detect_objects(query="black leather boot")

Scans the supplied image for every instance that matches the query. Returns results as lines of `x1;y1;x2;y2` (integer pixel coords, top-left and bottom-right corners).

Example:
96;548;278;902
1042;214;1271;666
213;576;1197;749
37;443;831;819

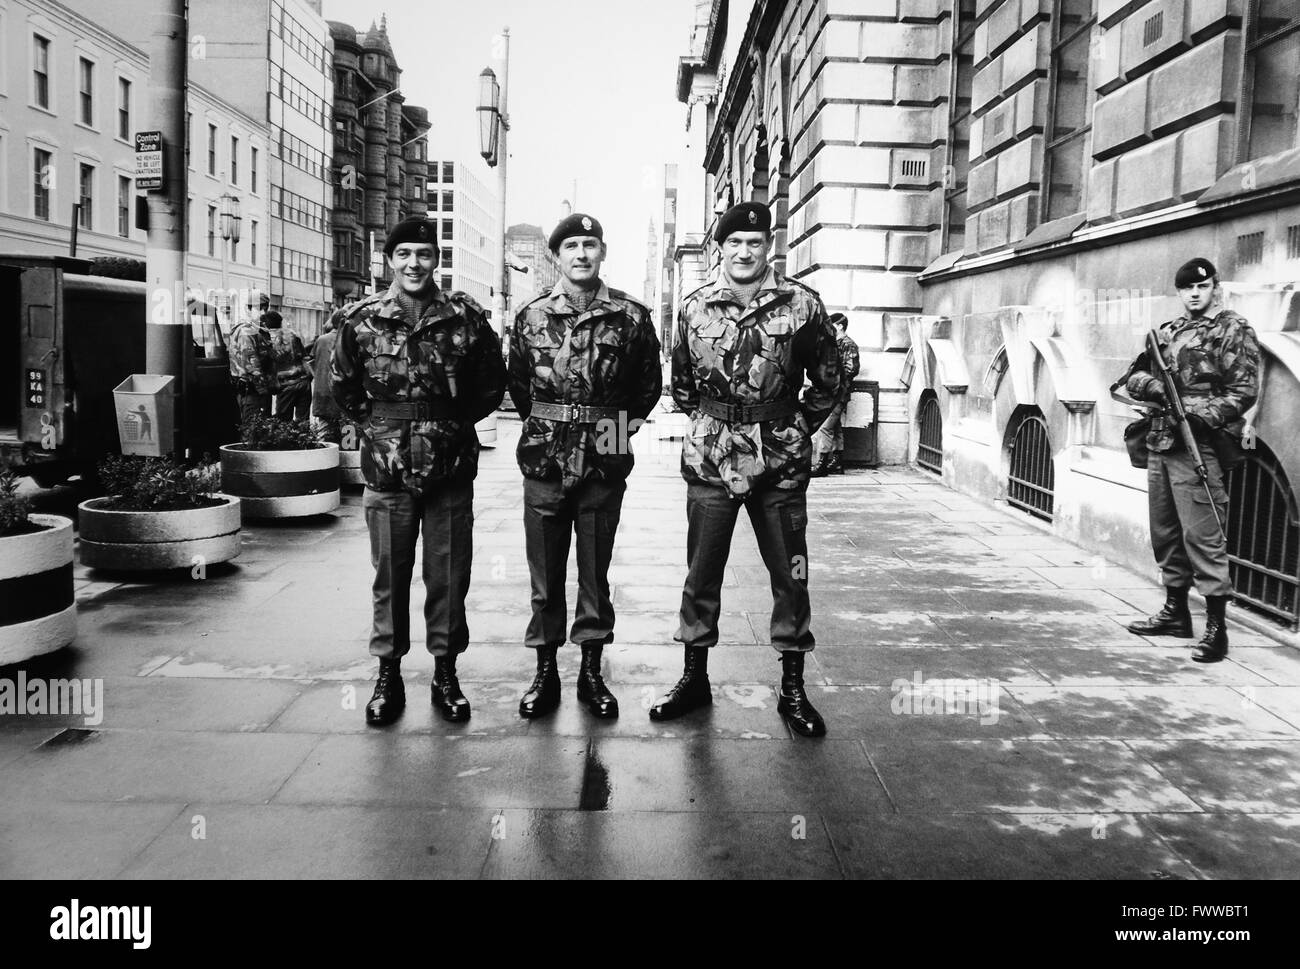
1126;585;1193;637
1191;595;1229;663
519;645;561;718
431;654;471;722
577;642;619;718
649;646;712;721
778;651;826;738
365;657;405;726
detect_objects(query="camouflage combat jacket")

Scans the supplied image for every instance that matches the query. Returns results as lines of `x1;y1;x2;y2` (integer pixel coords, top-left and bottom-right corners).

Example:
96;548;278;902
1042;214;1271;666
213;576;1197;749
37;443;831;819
331;283;506;495
1122;308;1261;453
268;327;309;392
671;268;845;496
507;281;662;492
228;319;276;395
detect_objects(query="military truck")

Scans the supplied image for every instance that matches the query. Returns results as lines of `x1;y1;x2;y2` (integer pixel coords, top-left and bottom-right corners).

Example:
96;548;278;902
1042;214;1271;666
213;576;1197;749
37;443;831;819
1;254;239;485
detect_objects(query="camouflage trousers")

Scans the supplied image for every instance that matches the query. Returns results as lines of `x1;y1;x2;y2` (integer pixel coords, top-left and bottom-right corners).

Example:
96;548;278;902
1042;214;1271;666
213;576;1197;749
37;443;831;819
237;393;271;425
363;483;474;659
1148;447;1231;597
523;476;626;649
676;482;814;653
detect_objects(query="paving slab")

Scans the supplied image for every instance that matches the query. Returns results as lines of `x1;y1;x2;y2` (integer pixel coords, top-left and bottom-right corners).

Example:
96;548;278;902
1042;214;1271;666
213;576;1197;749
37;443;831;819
867;739;1204;814
823;812;1199;880
585;737;891;814
1125;740;1300;813
479;809;841;879
119;804;497;880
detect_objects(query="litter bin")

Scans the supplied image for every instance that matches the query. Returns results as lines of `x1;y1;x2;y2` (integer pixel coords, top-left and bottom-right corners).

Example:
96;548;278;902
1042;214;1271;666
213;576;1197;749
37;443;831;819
113;374;175;457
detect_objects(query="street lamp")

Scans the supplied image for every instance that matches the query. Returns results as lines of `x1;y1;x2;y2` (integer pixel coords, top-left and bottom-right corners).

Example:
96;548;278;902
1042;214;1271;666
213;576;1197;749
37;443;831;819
477;68;501;165
477;28;510;341
218;189;242;329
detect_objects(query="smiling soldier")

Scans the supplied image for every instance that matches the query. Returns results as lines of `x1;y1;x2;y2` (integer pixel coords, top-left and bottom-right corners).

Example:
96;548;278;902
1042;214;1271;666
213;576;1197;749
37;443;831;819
654;201;846;737
332;217;506;725
507;213;662;720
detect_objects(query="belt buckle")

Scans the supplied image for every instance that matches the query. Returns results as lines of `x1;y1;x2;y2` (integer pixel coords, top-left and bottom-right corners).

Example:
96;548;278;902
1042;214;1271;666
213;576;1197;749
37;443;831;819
727;402;741;422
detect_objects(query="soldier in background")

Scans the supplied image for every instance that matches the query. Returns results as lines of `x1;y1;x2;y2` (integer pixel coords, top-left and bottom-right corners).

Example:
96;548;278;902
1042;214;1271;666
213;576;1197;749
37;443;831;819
1120;257;1261;664
306;310;343;443
812;311;860;476
265;311;311;421
655;201;846;737
332;216;506;725
507;213;662;720
228;295;276;424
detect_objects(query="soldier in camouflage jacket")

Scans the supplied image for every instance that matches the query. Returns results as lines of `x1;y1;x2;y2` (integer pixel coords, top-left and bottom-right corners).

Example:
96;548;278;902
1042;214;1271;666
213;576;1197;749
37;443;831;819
1119;256;1262;663
332;284;505;495
508;281;663;490
653;201;845;739
330;216;506;728
506;213;662;722
228;312;276;424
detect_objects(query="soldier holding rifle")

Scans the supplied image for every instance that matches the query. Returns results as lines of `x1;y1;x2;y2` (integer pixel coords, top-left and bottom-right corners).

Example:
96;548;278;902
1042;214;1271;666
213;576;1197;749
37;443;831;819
1119;258;1261;663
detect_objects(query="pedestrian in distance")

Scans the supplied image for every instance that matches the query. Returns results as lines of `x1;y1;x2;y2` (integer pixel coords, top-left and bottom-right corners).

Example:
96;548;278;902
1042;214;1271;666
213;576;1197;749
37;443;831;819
1118;257;1261;663
655;201;848;736
507;213;663;720
332;216;506;725
306;309;344;444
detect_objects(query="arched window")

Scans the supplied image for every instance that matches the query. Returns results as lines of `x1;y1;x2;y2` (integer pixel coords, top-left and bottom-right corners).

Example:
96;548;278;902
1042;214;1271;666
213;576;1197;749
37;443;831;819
1007;407;1054;522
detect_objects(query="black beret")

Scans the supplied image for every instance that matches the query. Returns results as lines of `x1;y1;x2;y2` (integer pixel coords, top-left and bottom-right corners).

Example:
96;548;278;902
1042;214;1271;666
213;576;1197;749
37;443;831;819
1174;257;1217;288
383;217;440;262
715;201;772;242
549;213;604;253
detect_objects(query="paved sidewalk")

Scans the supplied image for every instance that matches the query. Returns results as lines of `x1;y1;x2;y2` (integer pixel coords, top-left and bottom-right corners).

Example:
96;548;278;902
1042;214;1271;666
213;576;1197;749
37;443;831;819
2;414;1298;879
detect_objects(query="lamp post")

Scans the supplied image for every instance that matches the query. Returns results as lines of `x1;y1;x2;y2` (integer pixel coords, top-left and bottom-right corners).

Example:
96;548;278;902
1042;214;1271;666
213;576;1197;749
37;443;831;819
218;189;242;330
477;27;510;341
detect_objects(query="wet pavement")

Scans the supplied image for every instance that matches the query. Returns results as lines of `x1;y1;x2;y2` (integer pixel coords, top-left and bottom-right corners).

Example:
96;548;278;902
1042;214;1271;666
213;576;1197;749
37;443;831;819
2;413;1299;879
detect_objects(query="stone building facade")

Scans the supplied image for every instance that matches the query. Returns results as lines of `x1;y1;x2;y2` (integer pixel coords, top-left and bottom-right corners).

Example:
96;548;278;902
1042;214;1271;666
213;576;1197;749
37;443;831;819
425;157;499;316
676;0;1300;631
328;17;430;305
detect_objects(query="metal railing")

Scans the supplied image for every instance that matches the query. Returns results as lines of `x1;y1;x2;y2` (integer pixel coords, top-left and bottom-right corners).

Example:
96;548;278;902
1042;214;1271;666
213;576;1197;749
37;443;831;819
1227;440;1300;630
1007;411;1055;522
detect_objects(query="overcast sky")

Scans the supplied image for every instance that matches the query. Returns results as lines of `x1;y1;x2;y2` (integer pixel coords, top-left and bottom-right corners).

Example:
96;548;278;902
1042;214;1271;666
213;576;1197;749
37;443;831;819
321;0;697;289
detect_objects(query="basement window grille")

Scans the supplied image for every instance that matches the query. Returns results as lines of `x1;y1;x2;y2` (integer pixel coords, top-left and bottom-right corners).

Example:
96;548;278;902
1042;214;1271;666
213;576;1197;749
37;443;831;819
1227;439;1300;630
1237;231;1265;267
1143;12;1164;46
1287;225;1300;260
1007;410;1055;522
917;392;943;475
900;158;927;179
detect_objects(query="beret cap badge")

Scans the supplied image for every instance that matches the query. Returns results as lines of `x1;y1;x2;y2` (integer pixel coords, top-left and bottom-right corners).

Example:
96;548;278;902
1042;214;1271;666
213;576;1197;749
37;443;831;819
582;217;592;231
748;211;757;224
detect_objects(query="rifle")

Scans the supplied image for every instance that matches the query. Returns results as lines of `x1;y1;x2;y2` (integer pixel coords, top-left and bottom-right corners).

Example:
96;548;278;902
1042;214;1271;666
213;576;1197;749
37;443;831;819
1145;328;1227;543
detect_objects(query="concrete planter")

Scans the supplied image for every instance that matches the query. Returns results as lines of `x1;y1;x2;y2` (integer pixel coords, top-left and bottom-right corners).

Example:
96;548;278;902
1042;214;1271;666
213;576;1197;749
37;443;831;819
220;442;340;518
79;497;241;571
339;447;364;487
0;514;77;663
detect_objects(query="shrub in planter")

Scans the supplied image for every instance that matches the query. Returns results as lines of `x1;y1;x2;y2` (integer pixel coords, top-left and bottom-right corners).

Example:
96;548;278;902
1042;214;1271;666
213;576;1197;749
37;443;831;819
0;466;77;662
79;455;241;571
220;415;340;518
